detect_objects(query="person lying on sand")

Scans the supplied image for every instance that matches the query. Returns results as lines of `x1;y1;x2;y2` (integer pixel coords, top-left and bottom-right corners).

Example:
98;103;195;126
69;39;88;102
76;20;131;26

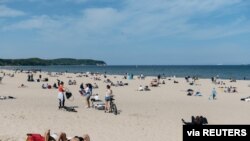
182;116;208;125
27;129;90;141
144;86;150;91
0;96;15;100
138;85;143;91
93;83;98;89
150;79;159;87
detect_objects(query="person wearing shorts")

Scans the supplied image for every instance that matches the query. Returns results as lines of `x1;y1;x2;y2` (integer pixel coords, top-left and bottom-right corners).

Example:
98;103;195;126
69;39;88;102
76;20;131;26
58;82;65;109
105;85;113;112
83;84;92;108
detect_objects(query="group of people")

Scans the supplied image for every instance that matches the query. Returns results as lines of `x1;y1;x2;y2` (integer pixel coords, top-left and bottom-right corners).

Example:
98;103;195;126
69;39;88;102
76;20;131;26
138;85;150;91
138;74;145;80
58;81;114;112
187;89;202;96
42;83;52;89
182;116;208;125
27;74;34;82
224;86;238;93
27;129;90;141
150;79;159;87
68;80;77;85
79;83;93;108
185;88;217;99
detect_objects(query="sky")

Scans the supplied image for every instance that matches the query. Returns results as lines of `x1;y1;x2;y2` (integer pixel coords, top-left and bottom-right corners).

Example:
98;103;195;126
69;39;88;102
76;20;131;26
1;0;250;65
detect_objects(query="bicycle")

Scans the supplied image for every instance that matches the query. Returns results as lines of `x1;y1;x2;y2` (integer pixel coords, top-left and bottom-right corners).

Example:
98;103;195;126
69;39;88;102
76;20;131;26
109;97;118;115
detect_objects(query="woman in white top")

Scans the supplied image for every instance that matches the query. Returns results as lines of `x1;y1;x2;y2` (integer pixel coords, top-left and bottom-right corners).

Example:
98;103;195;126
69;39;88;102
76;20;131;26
105;85;113;112
83;84;92;108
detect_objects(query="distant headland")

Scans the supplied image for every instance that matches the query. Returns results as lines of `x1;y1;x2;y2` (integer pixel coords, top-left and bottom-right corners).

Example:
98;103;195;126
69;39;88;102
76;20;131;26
0;58;106;66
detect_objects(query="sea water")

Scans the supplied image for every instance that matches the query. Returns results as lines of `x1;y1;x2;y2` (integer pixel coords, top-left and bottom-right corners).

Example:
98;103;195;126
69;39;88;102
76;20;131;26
1;65;250;80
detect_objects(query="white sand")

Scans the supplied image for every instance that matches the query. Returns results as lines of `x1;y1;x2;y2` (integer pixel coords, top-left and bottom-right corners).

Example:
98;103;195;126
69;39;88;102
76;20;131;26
0;70;250;141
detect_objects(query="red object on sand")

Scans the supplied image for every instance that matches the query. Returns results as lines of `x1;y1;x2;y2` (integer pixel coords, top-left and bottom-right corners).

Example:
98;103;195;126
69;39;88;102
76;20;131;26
26;134;45;141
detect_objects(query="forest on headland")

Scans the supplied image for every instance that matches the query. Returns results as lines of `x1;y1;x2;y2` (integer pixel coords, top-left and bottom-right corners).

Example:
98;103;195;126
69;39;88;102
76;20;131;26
0;58;106;66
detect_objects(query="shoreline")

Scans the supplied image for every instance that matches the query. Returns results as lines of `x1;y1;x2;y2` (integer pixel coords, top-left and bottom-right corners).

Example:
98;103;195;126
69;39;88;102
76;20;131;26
1;67;249;81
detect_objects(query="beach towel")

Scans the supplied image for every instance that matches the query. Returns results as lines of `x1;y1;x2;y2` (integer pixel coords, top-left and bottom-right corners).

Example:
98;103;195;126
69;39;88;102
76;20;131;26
241;96;250;102
26;134;44;141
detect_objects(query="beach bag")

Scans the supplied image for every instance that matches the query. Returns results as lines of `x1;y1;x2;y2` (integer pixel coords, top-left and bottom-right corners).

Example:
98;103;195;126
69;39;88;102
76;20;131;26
26;134;44;141
65;91;74;101
66;92;72;99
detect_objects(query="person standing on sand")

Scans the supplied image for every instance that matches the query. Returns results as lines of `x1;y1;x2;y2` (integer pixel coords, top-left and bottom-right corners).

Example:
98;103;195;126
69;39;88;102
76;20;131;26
83;84;92;108
157;74;161;81
58;82;65;109
209;88;217;100
105;85;113;112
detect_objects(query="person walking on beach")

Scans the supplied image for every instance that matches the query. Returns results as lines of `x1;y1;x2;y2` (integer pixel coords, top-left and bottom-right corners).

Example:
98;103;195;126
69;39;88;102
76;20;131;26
209;88;217;100
58;81;65;109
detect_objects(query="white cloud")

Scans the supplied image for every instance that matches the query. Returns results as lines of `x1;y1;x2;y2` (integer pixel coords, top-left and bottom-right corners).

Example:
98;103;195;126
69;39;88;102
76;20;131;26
79;8;124;31
1;0;250;64
188;16;250;39
119;0;245;38
3;15;61;30
1;0;250;41
0;5;25;17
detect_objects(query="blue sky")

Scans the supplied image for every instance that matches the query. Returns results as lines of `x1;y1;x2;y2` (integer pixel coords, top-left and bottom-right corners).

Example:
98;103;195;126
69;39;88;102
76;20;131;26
1;0;250;65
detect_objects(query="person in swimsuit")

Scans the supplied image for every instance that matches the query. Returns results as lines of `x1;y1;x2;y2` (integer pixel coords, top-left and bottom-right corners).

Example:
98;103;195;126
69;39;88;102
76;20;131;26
27;129;90;141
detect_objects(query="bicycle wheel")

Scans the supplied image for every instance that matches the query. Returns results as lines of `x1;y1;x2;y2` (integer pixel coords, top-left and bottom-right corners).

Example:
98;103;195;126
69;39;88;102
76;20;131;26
111;103;118;115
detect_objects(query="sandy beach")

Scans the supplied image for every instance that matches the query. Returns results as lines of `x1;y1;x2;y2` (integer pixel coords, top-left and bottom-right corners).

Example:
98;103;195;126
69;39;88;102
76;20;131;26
0;69;250;141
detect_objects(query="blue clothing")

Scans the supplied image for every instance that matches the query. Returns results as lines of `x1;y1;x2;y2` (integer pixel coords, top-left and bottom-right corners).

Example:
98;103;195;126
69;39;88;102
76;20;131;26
212;89;216;96
209;89;217;100
195;92;202;96
105;96;112;101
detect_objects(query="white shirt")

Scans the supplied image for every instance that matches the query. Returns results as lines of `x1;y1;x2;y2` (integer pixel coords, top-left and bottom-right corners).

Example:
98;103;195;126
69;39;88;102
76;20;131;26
84;87;91;95
105;89;112;97
138;86;143;91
